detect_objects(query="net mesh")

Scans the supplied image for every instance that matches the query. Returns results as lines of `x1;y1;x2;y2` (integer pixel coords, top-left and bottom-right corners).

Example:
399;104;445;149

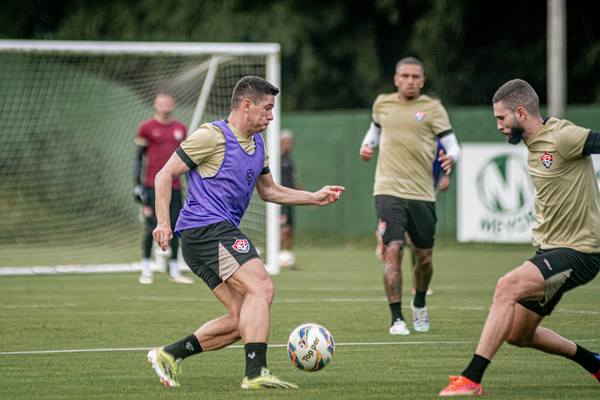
0;49;269;267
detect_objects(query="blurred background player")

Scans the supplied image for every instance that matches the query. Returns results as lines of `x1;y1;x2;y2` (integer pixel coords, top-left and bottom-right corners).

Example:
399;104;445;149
376;137;450;266
279;129;303;268
134;91;194;284
360;57;461;335
376;137;451;295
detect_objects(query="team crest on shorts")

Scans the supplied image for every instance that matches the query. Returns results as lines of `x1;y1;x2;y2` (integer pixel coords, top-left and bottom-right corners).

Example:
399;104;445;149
232;239;250;253
378;220;386;236
541;152;553;169
414;110;426;122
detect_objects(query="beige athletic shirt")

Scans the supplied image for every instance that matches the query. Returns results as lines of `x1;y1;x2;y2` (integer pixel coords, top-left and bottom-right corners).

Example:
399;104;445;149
180;121;270;178
526;117;600;252
372;93;453;202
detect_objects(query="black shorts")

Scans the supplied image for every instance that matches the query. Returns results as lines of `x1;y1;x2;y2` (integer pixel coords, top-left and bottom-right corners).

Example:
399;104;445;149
375;195;436;249
519;247;600;316
180;221;261;290
280;205;294;227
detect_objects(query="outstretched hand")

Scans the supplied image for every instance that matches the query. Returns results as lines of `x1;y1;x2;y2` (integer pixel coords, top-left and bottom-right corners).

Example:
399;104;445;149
314;185;345;206
438;149;455;175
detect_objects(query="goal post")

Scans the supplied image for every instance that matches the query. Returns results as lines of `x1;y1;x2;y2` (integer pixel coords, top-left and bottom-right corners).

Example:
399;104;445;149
0;40;281;274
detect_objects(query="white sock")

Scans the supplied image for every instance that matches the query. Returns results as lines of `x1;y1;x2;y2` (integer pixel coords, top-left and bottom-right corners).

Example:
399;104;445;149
141;258;152;276
169;259;181;277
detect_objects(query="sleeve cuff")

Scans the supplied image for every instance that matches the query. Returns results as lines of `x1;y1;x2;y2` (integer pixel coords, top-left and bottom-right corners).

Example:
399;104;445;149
176;147;197;170
583;131;600;156
436;129;454;138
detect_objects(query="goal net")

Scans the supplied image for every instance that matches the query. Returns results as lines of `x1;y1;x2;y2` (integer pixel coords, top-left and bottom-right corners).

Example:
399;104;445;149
0;40;282;274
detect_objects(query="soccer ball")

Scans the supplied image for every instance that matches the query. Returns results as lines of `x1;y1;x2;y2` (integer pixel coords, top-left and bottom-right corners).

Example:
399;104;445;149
277;250;296;269
287;323;335;371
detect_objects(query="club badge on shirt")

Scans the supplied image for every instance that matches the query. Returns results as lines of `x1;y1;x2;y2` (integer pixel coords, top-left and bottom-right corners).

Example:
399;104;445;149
414;110;426;122
174;129;184;141
541;152;553;169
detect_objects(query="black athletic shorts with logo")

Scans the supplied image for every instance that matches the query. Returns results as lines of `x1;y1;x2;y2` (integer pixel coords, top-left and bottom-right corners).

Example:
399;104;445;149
519;247;600;316
180;221;261;290
375;195;436;249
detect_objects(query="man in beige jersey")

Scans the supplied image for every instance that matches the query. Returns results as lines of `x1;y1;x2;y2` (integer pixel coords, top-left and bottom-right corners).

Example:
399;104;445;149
360;57;461;335
440;79;600;396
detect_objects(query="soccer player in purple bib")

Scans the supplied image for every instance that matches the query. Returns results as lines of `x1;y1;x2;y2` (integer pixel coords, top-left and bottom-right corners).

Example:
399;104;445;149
146;76;345;390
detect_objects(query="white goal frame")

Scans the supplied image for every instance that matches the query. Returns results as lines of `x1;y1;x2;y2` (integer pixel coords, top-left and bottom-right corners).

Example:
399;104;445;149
0;40;282;275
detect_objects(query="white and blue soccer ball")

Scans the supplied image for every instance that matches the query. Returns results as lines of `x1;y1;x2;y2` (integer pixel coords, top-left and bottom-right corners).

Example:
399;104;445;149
287;323;335;371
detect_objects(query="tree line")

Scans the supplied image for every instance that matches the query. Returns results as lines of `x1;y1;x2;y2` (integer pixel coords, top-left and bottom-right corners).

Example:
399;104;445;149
2;0;599;111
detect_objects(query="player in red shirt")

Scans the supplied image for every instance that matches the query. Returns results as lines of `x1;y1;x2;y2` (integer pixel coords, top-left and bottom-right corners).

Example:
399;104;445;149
134;92;193;284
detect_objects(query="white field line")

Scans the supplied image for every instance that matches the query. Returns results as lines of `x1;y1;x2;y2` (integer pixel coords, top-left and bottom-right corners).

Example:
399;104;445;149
1;339;597;356
3;297;600;317
0;264;142;275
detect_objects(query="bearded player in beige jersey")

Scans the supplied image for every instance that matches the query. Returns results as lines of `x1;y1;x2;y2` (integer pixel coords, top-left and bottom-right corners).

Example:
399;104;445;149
440;79;600;396
360;57;461;335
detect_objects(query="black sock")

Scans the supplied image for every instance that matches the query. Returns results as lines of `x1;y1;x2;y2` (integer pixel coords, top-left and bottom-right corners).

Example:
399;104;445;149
163;334;203;361
413;290;427;308
244;342;268;379
390;302;404;325
569;344;600;374
461;354;490;384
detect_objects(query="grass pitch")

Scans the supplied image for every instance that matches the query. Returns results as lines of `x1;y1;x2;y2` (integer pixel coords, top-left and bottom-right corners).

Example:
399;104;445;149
1;243;599;399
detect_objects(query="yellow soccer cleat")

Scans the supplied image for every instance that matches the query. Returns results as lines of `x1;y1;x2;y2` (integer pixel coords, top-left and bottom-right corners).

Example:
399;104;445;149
147;348;182;387
241;367;298;389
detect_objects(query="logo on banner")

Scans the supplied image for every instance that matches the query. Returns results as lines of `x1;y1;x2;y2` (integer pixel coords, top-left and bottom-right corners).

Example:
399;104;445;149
232;239;250;253
541;152;553;169
413;110;426;122
475;153;535;237
477;154;534;216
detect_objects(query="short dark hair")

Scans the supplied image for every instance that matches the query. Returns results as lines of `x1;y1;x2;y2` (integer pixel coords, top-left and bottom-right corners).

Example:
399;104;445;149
395;57;424;75
231;76;280;109
492;79;540;116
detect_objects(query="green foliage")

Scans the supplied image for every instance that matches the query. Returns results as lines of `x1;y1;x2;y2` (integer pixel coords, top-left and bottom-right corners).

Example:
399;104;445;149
0;52;146;245
2;244;599;398
3;1;599;109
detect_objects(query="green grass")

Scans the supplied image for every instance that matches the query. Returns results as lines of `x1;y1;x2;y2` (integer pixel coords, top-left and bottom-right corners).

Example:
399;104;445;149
1;243;599;399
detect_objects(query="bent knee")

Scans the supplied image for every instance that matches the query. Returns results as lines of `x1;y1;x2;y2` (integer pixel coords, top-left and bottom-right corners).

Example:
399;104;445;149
493;275;521;303
251;280;275;303
385;240;405;261
415;254;432;266
506;332;535;348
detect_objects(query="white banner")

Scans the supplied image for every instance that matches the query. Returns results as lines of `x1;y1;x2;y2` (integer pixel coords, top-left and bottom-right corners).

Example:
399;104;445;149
458;144;534;243
458;144;600;243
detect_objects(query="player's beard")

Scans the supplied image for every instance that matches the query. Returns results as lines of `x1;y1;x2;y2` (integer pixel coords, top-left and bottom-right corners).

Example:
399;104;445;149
507;124;525;145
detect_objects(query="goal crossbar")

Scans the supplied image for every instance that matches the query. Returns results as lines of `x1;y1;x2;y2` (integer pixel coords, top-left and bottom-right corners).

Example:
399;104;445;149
0;40;280;56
